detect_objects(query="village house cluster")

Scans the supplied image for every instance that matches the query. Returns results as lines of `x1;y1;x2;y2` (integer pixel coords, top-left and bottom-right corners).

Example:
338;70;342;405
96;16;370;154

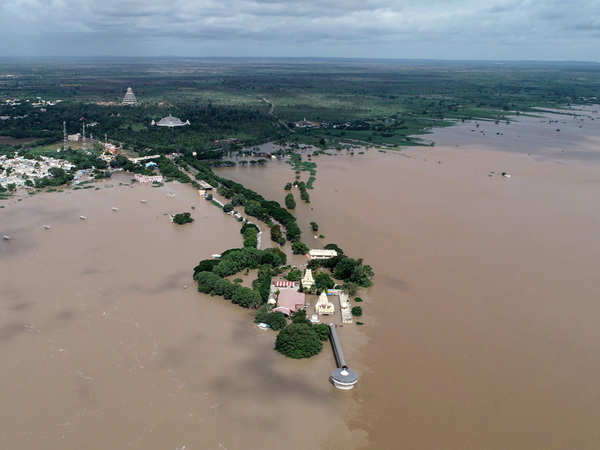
0;154;74;188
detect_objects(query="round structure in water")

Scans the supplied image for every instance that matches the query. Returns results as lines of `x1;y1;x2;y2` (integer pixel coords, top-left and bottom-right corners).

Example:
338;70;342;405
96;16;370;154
330;366;358;390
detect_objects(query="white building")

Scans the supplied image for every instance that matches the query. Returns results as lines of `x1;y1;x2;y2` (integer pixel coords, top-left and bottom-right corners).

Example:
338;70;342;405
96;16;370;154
68;133;81;142
309;249;338;260
301;268;315;290
316;290;335;315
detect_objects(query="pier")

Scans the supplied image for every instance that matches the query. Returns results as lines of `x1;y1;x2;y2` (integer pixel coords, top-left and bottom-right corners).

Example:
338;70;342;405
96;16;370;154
328;324;358;390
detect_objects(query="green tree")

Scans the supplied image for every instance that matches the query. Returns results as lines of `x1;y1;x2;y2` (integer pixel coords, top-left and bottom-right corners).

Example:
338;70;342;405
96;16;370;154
313;323;330;341
291;241;309;255
173;212;194;225
314;271;335;292
285;193;296;209
351;306;363;317
223;203;233;213
265;311;287;330
275;323;323;359
286;267;302;281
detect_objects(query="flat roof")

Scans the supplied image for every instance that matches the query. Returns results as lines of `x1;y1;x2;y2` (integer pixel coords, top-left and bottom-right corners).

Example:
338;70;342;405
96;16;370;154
276;289;305;313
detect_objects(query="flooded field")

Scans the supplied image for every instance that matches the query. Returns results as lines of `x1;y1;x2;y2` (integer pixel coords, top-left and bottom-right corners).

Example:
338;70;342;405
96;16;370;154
0;177;363;450
217;107;600;449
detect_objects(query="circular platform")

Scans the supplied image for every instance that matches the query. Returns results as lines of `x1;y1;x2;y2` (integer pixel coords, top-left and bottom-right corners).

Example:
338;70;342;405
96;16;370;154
330;366;358;390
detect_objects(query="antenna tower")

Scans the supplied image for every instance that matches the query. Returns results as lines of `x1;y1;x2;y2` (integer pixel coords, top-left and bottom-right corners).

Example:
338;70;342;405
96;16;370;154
82;122;86;151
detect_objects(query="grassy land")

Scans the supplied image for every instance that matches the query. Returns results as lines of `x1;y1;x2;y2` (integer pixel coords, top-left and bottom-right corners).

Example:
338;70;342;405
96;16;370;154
1;58;599;153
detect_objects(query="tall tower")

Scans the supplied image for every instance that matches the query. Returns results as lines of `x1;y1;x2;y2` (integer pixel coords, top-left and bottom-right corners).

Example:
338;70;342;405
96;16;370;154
122;87;137;105
82;122;86;151
63;121;67;151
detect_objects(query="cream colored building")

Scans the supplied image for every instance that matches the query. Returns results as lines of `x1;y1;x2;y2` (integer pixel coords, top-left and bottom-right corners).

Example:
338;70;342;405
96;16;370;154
309;249;338;260
301;268;314;290
316;290;335;315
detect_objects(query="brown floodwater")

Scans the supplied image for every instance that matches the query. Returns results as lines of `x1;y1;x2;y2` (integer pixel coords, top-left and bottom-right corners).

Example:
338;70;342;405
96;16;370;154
216;108;600;449
0;176;364;450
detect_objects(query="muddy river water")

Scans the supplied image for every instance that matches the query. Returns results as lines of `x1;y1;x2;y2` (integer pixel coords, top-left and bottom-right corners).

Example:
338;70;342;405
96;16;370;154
2;106;600;449
217;107;600;449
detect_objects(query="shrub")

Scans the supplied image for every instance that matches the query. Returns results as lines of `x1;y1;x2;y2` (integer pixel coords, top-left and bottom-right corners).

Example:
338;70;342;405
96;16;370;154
223;203;233;213
173;212;194;225
285;193;296;209
351;306;363;317
310;222;319;232
354;297;363;303
254;305;270;323
265;311;287;330
275;323;323;358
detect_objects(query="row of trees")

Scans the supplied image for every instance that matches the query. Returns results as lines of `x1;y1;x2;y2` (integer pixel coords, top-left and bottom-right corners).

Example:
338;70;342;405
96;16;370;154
194;247;286;279
195;271;263;308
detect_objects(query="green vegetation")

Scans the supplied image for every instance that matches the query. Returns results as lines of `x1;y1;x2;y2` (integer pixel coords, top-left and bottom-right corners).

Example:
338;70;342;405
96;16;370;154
270;224;285;246
313;323;331;341
354;297;363;303
291;240;309;255
252;264;272;303
284;192;296;209
285;267;302;281
275;322;323;359
351;306;363;317
223;203;233;213
314;271;335;292
310;222;319;232
172;212;194;225
240;222;259;248
35;167;73;188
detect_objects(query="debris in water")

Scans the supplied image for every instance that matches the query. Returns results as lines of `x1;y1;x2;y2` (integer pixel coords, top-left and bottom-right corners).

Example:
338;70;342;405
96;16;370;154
112;207;119;211
140;199;147;204
42;224;52;230
80;215;88;220
3;234;11;240
502;172;512;178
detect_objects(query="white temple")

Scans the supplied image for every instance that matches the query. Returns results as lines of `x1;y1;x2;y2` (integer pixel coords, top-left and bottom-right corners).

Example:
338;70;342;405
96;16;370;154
122;87;137;105
316;290;335;315
301;268;314;290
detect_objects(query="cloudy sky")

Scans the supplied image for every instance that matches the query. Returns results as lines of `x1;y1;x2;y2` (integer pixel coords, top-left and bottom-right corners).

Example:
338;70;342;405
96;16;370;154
0;0;598;60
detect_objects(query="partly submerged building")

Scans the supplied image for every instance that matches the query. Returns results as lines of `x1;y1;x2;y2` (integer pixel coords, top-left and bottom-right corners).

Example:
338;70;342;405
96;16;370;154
122;87;137;105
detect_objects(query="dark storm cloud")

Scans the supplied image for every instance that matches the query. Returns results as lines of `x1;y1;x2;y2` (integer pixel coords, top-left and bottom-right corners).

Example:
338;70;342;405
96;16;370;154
0;0;598;59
